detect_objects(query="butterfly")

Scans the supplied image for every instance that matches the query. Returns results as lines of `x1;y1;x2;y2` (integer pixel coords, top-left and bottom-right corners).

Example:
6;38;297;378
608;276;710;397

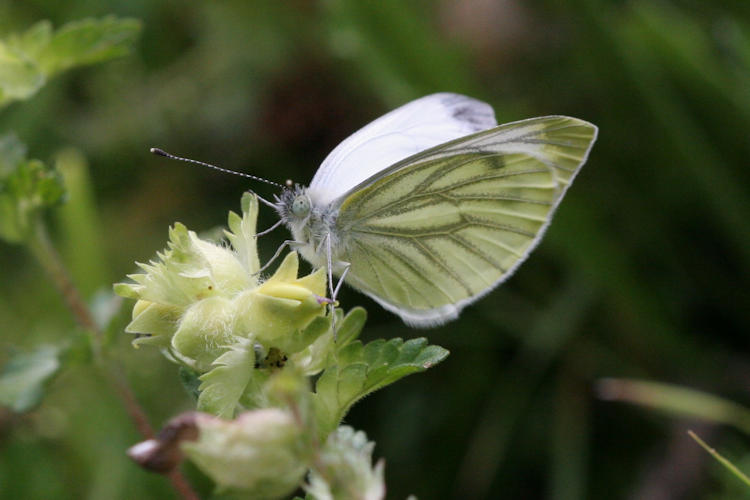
272;93;597;327
153;93;597;327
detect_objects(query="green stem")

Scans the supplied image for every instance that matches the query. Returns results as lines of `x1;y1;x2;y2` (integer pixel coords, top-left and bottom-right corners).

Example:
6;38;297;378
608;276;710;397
286;393;332;491
26;218;199;500
688;430;750;489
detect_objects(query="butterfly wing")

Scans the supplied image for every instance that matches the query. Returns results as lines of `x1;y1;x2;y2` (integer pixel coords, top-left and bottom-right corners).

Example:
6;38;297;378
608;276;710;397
332;116;598;327
308;93;497;206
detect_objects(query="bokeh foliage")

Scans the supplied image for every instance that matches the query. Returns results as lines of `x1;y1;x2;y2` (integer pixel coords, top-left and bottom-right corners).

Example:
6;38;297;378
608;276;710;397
0;1;749;499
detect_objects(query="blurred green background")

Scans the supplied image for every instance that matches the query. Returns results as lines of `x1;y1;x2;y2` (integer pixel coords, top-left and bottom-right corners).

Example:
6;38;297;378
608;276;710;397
1;1;750;498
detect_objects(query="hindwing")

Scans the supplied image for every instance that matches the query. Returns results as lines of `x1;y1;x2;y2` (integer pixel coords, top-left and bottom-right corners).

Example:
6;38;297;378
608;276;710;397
333;116;597;326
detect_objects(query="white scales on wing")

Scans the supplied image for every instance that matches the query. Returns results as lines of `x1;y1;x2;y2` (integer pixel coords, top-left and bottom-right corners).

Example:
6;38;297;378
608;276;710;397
307;93;498;206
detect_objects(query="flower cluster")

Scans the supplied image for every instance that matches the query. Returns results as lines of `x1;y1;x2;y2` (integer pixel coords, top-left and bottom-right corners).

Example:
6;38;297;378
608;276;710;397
115;193;336;374
117;193;448;498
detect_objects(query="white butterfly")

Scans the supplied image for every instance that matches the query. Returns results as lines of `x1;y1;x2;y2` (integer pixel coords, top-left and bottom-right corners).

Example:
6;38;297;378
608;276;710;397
153;93;597;326
272;93;598;327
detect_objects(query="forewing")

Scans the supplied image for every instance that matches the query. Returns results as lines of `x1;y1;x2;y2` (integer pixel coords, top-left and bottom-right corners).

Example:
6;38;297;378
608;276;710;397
308;93;496;206
334;116;598;327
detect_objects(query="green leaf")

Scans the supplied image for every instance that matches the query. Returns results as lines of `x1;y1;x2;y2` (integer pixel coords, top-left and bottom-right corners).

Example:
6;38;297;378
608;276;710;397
334;306;366;349
290;307;367;376
0;134;65;243
9;21;52;60
0;345;63;412
35;17;141;76
0;17;141;108
285;315;331;355
0;43;45;106
197;337;258;418
312;337;448;437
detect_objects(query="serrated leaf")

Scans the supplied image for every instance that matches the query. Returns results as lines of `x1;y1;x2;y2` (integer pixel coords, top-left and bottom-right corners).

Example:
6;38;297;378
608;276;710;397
312;338;449;436
0;345;63;412
10;21;52;60
0;136;65;243
0;16;140;108
197;337;257;418
36;17;141;75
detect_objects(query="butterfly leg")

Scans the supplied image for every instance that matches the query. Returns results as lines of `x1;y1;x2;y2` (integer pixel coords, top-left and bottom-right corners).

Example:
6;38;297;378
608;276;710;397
323;233;343;340
322;234;350;298
255;219;283;238
324;233;335;301
253;239;303;276
332;262;350;302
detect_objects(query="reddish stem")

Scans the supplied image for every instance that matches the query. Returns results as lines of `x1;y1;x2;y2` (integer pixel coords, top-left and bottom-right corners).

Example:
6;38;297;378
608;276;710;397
28;221;199;499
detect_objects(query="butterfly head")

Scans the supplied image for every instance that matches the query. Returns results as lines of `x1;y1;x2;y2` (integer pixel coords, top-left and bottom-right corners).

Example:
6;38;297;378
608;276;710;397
275;184;312;226
291;194;311;218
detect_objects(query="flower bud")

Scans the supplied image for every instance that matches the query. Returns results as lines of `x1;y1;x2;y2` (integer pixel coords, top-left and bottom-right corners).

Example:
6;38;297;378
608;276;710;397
306;426;385;500
171;296;236;372
182;409;307;496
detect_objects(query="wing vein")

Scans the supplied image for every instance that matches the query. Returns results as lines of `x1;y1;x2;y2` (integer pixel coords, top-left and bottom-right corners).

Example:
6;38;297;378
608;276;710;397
447;233;507;276
410;238;472;297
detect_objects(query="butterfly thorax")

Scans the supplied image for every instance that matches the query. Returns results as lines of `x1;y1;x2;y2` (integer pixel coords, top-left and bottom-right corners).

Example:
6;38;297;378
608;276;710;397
275;185;342;270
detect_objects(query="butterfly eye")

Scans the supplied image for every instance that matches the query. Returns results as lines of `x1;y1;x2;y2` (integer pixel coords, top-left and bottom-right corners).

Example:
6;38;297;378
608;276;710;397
291;195;311;217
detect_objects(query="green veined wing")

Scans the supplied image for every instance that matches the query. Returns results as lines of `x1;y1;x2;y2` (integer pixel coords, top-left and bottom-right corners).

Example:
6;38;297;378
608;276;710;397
333;116;597;327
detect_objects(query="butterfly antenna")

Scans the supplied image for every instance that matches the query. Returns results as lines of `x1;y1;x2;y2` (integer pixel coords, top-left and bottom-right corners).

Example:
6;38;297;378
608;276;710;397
150;148;284;189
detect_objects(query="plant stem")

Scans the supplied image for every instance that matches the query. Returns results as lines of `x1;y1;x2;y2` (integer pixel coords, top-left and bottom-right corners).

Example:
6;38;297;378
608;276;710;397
28;220;99;339
168;471;202;500
27;219;200;500
688;430;750;488
286;394;330;487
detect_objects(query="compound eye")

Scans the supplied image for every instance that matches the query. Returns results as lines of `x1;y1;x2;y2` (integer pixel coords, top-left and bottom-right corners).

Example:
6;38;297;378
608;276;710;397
291;195;311;217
